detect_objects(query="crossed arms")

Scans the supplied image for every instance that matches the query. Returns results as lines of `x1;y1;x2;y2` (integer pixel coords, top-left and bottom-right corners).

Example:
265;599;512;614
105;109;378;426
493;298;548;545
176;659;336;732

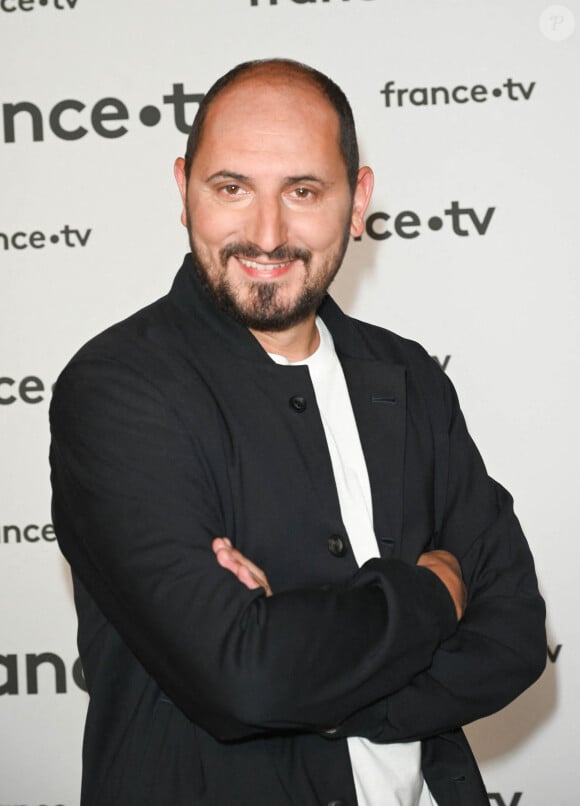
214;537;467;620
50;351;546;743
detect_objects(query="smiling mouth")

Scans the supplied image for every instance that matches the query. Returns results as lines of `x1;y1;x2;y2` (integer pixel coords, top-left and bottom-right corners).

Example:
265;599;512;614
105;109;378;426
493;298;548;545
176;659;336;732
238;257;293;271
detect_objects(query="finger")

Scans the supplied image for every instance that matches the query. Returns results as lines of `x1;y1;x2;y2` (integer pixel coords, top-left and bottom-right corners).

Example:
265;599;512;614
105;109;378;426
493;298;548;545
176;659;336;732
213;539;257;573
233;553;269;587
217;550;271;594
212;539;273;596
237;564;264;591
212;537;232;554
214;546;267;588
220;545;269;586
214;545;240;575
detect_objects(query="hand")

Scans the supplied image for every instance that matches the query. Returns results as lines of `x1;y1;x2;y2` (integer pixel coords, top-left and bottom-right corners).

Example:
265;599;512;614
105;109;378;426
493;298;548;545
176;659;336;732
212;537;273;597
417;550;467;621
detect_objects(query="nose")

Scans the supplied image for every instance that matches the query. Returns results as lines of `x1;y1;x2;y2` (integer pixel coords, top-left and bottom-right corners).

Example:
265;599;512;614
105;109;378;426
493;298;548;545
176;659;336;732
244;194;288;254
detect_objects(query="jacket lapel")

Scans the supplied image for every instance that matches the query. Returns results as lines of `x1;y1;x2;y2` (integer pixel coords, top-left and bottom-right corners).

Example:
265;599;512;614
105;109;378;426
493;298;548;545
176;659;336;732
339;356;407;558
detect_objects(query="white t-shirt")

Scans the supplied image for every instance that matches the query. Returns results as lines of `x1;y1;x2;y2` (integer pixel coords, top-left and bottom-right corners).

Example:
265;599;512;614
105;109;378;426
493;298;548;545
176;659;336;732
269;318;438;806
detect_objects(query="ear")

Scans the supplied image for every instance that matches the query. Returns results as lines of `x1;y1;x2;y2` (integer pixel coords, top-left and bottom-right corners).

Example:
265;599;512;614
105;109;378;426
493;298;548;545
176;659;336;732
174;157;188;228
350;166;374;238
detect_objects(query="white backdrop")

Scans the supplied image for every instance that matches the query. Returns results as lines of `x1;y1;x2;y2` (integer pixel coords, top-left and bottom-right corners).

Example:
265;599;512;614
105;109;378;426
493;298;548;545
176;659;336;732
1;1;578;804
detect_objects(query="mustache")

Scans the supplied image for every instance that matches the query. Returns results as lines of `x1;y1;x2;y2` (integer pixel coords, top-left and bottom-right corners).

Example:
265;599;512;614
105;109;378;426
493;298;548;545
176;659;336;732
220;242;311;267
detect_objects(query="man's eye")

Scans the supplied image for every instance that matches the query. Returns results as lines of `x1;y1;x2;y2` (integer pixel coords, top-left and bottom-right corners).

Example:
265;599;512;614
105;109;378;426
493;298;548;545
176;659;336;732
222;184;241;195
294;187;313;199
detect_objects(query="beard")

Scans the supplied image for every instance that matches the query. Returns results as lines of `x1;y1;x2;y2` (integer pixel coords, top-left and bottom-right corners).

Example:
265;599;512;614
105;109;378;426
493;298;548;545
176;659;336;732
186;209;351;332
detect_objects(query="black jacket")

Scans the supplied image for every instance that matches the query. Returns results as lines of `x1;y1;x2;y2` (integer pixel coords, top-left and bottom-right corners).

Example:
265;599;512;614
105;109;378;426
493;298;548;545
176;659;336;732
50;254;546;805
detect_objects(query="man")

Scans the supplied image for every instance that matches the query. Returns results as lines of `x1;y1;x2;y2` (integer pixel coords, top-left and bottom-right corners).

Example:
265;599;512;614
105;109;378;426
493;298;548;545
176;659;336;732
49;59;546;806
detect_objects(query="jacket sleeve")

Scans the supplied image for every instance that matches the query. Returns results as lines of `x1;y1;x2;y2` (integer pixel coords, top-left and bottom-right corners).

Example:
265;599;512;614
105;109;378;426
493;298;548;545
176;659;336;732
324;375;546;743
49;355;459;742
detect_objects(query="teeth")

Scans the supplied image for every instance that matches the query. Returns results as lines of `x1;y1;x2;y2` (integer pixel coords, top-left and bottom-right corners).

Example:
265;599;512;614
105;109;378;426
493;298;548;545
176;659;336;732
238;258;291;271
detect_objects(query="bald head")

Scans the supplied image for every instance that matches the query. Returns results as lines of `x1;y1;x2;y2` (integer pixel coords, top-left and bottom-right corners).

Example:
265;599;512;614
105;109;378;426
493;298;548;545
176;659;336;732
184;59;360;193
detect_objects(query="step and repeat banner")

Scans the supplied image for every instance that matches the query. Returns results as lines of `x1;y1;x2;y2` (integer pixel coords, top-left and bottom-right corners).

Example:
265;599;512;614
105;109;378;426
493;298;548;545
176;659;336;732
1;1;578;804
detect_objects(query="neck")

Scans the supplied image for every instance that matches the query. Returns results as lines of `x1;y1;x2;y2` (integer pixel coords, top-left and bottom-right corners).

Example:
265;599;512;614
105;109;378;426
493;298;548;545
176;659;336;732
249;315;320;362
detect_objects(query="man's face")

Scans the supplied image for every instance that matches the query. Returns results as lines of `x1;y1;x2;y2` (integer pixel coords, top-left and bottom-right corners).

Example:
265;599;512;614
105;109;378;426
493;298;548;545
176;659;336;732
174;71;372;332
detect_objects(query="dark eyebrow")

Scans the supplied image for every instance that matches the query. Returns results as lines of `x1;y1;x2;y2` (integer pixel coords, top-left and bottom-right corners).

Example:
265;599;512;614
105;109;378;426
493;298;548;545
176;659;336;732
285;175;332;188
206;170;249;183
205;171;332;189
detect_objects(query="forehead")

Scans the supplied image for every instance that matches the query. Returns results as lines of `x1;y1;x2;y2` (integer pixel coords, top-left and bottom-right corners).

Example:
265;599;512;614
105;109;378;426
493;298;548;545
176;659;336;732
194;72;344;176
